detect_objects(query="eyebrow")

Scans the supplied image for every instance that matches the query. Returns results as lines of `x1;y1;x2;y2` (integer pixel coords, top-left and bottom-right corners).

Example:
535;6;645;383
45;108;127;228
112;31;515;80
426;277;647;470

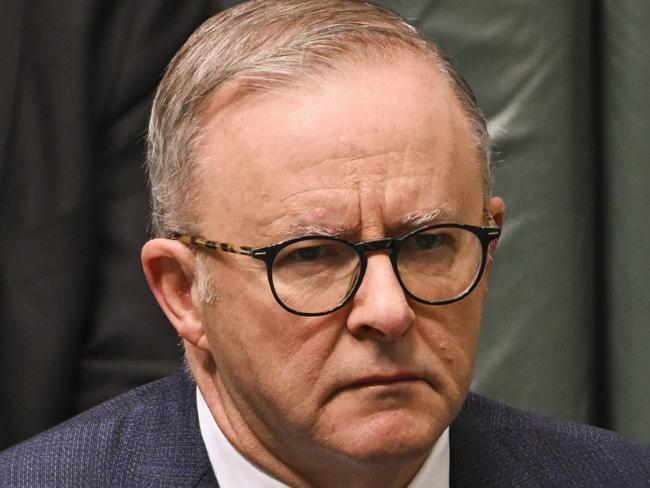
281;223;351;239
399;204;453;227
275;205;455;241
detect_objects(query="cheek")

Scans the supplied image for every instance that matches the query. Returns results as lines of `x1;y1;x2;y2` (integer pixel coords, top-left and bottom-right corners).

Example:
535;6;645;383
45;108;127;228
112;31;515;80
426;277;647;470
417;293;485;388
202;268;343;425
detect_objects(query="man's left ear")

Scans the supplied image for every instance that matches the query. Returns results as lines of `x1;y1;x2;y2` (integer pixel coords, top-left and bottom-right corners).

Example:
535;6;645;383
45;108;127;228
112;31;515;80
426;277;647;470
486;196;506;262
141;238;211;351
487;196;506;228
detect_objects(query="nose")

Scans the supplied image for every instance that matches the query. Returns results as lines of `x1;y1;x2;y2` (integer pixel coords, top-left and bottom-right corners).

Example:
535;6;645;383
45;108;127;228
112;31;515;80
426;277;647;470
346;253;415;341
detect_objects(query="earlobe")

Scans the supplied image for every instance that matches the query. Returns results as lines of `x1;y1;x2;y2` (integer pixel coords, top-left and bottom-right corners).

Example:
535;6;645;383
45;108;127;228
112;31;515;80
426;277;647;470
141;239;210;351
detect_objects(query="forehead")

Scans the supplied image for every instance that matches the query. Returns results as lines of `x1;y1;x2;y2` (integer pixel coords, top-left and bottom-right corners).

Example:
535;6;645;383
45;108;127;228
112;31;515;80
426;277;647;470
195;52;483;241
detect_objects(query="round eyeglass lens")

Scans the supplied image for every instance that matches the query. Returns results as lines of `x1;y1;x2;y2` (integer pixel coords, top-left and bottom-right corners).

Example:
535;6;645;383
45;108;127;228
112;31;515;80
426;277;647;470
397;226;483;303
271;238;360;314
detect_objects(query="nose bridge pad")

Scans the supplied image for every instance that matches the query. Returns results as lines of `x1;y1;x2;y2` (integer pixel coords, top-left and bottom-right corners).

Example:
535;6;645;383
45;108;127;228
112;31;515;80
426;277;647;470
359;237;395;252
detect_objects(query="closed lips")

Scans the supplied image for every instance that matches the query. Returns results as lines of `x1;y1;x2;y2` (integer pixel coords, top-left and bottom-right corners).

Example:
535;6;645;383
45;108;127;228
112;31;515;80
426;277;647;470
347;374;421;387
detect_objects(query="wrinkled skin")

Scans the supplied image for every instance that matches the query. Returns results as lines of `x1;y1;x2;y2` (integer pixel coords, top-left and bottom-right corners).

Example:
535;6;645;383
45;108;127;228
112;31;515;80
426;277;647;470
143;50;505;488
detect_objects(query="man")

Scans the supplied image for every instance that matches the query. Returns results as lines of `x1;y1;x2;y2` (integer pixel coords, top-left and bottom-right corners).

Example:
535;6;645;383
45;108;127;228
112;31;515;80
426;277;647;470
1;1;648;486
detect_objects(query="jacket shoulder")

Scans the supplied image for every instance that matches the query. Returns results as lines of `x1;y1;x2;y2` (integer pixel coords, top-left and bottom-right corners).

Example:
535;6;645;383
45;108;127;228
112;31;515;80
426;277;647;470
451;392;650;487
0;372;211;487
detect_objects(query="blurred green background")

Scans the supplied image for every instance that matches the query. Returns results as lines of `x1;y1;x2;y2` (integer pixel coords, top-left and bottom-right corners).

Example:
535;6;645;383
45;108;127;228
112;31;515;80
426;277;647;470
376;0;650;441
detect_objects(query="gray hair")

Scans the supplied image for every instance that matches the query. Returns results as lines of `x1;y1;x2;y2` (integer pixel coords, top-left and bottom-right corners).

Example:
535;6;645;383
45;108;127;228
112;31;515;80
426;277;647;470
147;0;492;238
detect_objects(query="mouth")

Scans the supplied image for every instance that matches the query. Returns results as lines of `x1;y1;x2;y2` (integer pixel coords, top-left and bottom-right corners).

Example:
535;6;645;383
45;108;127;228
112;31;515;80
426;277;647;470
323;372;432;404
346;373;422;389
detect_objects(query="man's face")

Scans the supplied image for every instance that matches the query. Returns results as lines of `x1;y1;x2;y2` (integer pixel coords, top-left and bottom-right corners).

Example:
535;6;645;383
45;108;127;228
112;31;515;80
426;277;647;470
194;52;490;469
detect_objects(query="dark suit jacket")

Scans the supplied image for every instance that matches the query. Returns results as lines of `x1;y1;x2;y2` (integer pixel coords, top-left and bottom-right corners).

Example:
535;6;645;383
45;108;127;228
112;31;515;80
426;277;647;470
0;371;648;487
0;0;226;449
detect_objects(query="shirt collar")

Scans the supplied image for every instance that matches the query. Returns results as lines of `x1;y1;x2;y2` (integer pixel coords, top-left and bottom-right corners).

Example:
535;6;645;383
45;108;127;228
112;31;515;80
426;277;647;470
197;387;449;488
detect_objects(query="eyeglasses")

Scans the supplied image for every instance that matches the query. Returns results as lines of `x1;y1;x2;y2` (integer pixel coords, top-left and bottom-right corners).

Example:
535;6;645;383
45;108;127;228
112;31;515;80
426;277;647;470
171;223;500;316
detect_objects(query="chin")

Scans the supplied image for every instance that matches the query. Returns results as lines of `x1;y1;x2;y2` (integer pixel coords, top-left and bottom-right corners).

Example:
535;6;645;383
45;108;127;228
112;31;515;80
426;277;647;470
319;400;449;462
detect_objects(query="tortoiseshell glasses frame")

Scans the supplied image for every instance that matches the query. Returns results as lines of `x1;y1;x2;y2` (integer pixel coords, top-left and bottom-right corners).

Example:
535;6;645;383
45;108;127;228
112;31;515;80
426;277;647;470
170;223;501;316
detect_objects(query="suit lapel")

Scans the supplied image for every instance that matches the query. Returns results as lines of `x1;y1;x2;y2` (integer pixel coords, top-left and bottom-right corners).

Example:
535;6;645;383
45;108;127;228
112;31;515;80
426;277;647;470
0;0;26;180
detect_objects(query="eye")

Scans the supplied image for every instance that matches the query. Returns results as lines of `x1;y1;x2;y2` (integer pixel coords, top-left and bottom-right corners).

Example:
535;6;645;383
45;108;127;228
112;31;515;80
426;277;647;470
274;240;353;269
413;233;444;251
402;230;458;257
290;245;327;262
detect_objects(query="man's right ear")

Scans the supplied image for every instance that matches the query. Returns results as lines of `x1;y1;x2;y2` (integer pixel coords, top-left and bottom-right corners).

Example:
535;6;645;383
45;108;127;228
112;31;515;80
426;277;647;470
141;238;210;351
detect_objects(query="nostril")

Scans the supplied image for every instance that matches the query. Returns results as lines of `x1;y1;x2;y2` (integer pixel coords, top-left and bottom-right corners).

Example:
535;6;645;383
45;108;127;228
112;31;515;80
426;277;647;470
355;324;387;341
349;306;414;342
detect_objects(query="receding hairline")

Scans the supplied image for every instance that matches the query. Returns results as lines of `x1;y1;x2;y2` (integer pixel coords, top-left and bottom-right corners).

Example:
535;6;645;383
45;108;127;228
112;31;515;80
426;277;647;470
197;42;463;129
147;0;492;237
193;45;485;188
187;48;485;241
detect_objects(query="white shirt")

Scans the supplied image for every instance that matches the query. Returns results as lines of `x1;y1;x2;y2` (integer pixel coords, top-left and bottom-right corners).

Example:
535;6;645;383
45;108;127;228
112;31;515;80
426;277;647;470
197;388;450;488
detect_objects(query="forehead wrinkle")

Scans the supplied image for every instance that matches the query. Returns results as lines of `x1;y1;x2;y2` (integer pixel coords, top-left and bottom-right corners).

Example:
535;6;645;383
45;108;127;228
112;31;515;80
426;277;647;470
276;185;346;204
253;188;360;242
